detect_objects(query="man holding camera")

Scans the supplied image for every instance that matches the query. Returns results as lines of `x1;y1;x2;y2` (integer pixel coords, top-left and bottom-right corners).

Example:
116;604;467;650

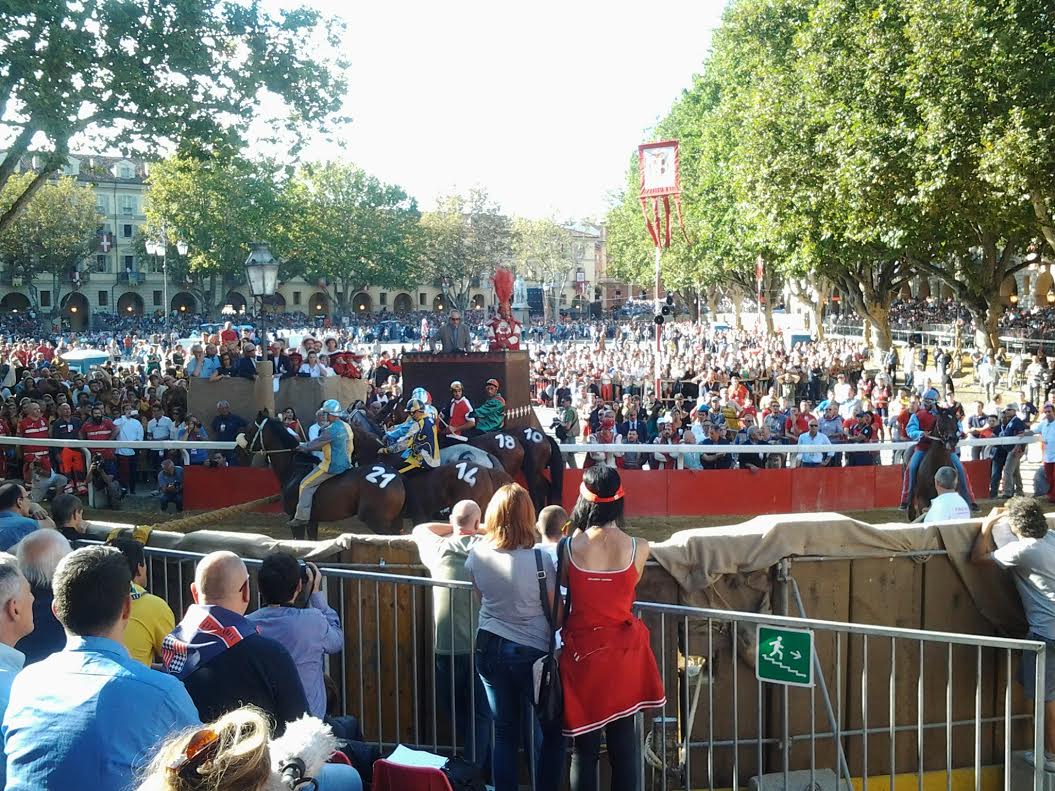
157;458;183;513
247;552;343;719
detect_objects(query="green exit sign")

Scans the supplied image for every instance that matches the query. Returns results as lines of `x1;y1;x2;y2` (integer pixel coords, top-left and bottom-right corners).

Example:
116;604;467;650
756;625;814;688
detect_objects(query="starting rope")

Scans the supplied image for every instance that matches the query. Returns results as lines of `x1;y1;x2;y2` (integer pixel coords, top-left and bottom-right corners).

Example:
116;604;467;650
104;493;283;542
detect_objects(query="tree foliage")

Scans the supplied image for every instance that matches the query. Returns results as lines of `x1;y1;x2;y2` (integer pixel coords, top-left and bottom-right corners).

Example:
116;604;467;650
0;172;99;310
605;0;1055;350
142;155;286;314
512;218;580;321
0;0;348;234
420;189;513;312
278;162;423;315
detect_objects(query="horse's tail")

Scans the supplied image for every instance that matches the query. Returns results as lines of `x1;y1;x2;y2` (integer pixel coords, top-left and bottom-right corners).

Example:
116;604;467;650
521;434;537;492
546;435;565;505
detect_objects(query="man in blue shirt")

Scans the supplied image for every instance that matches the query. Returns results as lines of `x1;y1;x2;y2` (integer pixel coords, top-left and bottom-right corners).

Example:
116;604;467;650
158;458;184;513
0;557;35;789
2;545;199;790
0;484;45;552
991;403;1031;499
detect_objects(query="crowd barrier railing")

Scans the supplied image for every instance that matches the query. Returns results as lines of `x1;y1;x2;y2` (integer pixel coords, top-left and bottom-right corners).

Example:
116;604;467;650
119;543;1047;791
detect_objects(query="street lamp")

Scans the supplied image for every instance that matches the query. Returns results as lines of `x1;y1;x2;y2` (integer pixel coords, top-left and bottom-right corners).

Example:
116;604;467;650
146;237;188;317
244;242;280;345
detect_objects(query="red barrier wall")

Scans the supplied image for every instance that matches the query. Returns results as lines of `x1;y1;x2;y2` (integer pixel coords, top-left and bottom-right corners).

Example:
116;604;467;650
184;465;283;513
186;460;992;519
559;460;991;517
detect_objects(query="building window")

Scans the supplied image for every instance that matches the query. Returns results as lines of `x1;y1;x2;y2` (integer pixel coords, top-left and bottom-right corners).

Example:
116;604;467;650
122;224;133;238
96;196;109;215
419;292;426;306
118;164;134;179
292;291;302;306
98;291;108;307
152;290;162;306
39;291;51;308
379;292;387;306
119;195;136;215
123;255;135;271
95;255;108;273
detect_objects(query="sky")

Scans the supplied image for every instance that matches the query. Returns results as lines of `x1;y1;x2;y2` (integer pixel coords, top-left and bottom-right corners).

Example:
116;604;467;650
278;0;727;221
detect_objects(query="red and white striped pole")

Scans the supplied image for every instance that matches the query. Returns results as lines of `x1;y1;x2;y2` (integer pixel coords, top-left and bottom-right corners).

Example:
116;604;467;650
654;245;662;400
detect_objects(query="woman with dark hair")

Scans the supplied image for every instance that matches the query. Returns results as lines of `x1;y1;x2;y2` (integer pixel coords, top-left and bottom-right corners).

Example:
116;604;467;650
210;352;235;380
560;465;665;791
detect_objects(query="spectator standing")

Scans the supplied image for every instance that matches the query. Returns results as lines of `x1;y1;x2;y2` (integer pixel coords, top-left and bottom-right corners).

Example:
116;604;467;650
560;465;665;791
146;403;175;470
432;310;471;352
161;551;308;731
80;403;118;475
0;484;48;551
1040;403;1055;504
0;557;33;789
971;499;1055;770
158;458;184;513
795;420;832;468
211;401;247;464
923;466;971;523
991;404;1029;499
109;538;175;666
16;402;49;484
247;552;344;720
965;401;989;461
466;484;565;791
233;343;258;380
50;493;84;544
50;403;83;492
13;530;70;665
114;406;144;495
411;501;492;769
3;546;199;789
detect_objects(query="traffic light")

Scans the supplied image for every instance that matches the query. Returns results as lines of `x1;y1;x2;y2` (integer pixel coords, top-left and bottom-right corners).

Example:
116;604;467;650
653;297;665;326
662;294;674;316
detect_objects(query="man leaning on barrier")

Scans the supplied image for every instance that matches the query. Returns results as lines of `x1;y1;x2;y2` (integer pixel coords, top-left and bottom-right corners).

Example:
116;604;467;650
971;498;1055;771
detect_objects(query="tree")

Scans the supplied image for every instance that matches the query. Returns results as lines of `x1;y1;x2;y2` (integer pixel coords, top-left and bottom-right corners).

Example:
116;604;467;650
512;218;580;321
277;162;423;316
420;189;513;312
0;0;348;234
0;172;99;311
142;155;286;315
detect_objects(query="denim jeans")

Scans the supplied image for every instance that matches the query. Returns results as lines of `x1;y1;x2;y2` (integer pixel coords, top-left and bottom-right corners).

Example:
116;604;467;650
570;714;640;791
902;449;972;505
476;631;565;791
436;653;493;769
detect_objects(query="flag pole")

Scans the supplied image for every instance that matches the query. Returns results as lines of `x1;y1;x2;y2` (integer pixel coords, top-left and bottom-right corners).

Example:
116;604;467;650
654;244;662;401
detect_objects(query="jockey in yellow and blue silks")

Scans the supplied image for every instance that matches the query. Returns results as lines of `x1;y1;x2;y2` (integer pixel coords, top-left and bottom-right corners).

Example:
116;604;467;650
381;398;440;474
287;399;354;531
384;387;438;447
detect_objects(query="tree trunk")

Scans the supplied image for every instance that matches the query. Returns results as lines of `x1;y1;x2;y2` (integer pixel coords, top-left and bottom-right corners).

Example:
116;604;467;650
762;298;775;335
1030;188;1055;256
973;303;1003;353
865;304;893;351
863;317;873;348
732;298;743;330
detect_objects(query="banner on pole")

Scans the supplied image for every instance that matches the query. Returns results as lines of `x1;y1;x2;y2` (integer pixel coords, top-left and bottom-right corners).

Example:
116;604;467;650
638;140;687;249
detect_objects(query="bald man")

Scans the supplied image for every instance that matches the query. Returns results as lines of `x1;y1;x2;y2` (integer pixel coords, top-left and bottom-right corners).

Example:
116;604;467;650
411;500;492;768
161;551;308;733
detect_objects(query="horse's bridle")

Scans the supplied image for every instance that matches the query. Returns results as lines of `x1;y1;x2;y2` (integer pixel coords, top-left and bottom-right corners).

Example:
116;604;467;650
248;419;297;458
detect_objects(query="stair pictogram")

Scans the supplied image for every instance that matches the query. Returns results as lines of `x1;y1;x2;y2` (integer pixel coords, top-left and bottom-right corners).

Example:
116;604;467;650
761;651;808;680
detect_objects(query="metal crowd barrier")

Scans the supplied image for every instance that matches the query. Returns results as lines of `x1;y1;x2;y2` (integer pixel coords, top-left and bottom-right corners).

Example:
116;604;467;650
126;543;1046;790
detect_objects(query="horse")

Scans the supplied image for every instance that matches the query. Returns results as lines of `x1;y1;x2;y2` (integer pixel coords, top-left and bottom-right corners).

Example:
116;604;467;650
466;427;564;511
908;406;961;521
348;423;513;522
248;418;406;539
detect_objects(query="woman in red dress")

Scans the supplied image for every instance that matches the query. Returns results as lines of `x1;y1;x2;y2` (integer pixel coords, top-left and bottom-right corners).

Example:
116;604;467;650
559;465;665;791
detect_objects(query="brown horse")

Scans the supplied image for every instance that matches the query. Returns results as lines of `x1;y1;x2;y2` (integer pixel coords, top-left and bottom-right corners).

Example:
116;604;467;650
250;418;405;539
348;423;513;522
467;427;564;511
908;407;961;521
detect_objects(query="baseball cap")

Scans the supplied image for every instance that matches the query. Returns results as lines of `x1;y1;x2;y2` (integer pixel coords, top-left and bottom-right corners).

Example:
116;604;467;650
485;378;500;388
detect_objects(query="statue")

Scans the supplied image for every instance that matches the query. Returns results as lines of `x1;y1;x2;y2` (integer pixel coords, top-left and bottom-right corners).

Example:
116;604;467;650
513;275;528;308
488;268;523;352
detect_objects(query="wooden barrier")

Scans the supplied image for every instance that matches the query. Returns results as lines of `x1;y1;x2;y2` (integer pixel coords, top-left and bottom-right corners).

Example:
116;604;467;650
186;460;993;517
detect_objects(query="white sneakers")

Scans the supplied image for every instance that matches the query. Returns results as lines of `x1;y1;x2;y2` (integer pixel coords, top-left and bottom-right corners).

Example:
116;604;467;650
1024;750;1055;772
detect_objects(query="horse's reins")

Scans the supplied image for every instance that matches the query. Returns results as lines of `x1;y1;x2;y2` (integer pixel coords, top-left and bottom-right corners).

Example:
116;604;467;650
246;420;298;457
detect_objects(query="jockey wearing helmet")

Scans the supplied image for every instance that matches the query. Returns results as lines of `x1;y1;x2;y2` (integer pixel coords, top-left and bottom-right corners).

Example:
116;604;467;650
287;398;354;532
381;398;440;474
383;387;437;446
900;388;977;511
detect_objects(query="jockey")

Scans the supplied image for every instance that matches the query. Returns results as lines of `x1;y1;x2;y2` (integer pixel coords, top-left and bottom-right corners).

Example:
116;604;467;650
465;378;506;437
287;398;354;532
900;388;978;512
384;387;437;447
381;398;440;474
443;380;474;436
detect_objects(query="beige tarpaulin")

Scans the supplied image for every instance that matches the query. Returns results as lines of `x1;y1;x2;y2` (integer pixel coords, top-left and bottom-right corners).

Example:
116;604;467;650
650;512;1029;635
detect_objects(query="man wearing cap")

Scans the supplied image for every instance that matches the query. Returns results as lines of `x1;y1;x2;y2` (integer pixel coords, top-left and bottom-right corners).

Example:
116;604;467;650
432;311;471;353
900;388;977;511
442;381;474;437
991;403;1031;499
287;399;354;533
464;379;505;437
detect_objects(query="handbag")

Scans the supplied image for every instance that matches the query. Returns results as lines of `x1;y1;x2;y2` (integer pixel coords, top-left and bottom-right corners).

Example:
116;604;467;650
532;538;569;726
441;756;487;791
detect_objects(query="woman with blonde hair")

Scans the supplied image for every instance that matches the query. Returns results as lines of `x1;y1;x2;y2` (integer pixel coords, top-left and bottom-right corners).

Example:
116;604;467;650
138;706;361;791
466;483;565;791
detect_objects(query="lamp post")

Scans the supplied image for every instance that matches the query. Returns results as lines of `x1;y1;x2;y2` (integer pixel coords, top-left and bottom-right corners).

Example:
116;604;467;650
146;236;188;318
244;242;280;346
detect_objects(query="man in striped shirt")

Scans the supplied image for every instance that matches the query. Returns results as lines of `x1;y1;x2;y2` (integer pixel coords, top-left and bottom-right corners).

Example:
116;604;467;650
16;402;49;483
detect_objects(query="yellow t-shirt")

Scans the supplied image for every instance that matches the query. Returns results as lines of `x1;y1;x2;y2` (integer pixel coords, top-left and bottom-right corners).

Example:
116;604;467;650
123;583;175;666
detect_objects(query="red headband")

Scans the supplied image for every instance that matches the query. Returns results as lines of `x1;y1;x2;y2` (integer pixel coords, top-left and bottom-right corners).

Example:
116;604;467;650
579;482;625;503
